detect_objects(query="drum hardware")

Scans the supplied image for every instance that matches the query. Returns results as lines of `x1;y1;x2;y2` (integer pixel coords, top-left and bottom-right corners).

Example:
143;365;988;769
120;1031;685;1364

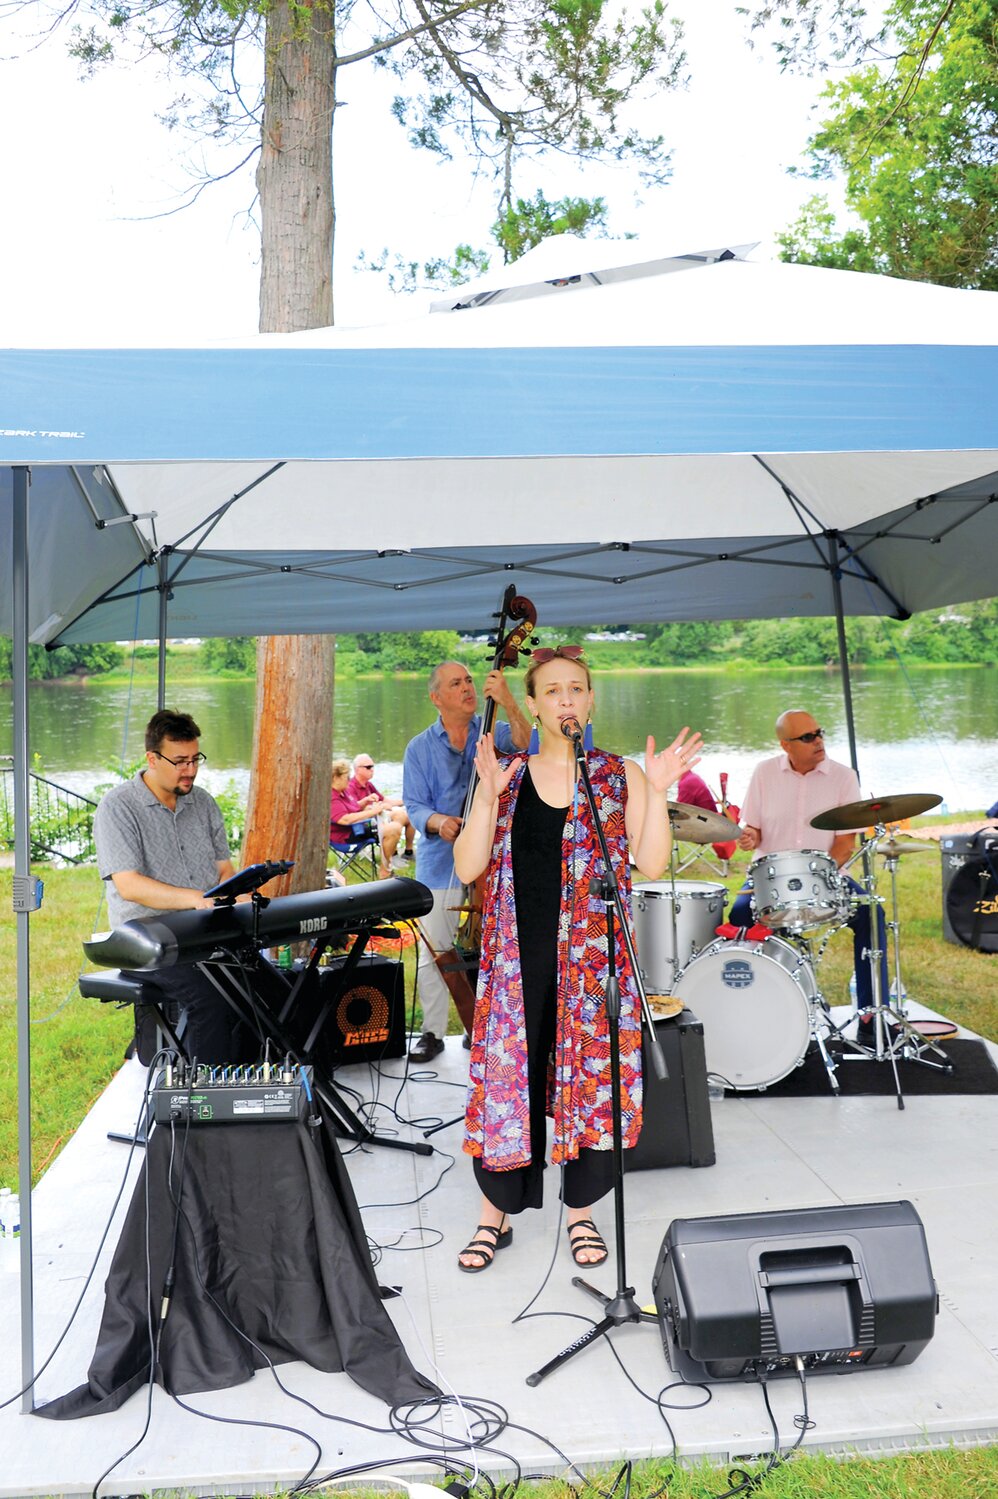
672;932;841;1094
809;802;954;1103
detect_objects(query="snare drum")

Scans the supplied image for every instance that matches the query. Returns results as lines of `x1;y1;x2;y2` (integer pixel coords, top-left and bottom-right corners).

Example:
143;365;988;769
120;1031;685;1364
673;935;817;1089
749;848;846;933
633;879;727;990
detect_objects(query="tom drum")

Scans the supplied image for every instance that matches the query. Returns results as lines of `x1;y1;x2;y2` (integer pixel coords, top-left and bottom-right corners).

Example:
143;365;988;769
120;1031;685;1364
749;848;847;933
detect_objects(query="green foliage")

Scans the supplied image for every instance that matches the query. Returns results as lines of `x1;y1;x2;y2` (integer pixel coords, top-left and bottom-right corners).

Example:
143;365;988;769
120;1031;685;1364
0;639;125;682
360;629;465;672
776;1;998;289
492;191;609;264
200;635;257;674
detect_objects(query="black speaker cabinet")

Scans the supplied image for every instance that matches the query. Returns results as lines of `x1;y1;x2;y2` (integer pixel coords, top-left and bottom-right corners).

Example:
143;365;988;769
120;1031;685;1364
940;832;998;950
652;1200;936;1383
625;1009;715;1171
296;955;405;1069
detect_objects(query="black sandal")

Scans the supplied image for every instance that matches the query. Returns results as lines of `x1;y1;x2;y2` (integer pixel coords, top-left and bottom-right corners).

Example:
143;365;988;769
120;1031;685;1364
567;1218;608;1267
457;1220;512;1273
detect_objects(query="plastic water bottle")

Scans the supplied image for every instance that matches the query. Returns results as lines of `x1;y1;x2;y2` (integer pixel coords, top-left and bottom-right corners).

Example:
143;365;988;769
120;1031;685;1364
848;971;858;1005
890;978;908;1004
0;1191;20;1272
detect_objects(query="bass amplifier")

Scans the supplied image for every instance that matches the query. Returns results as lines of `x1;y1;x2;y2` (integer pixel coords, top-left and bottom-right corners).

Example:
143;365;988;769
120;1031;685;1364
940;832;998;950
652;1200;937;1383
292;954;405;1069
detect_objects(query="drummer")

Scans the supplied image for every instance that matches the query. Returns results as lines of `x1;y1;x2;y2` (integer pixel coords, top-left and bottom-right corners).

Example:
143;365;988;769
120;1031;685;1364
731;709;889;1043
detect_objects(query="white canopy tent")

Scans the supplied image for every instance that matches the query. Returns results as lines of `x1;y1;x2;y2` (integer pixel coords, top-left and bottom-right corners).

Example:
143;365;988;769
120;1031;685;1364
4;244;998;1403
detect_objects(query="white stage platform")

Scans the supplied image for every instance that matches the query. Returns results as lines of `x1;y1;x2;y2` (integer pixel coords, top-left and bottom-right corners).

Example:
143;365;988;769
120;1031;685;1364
3;1013;997;1499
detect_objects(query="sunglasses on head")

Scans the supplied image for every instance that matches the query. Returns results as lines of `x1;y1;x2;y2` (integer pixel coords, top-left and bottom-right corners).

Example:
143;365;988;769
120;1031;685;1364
531;645;586;664
787;728;824;744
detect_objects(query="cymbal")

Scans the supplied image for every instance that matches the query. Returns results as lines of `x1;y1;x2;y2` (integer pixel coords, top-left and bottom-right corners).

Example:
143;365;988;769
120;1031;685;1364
879;839;934;858
810;792;942;832
668;800;741;845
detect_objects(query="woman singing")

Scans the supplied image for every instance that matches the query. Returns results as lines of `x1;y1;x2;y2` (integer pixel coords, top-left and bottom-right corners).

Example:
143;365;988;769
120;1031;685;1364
453;646;702;1273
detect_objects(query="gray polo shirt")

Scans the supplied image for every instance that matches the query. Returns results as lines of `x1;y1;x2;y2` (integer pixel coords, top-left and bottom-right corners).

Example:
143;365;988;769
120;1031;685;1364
94;771;230;928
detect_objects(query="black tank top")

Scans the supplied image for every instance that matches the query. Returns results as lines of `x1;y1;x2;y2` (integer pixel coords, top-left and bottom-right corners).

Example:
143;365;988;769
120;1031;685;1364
512;767;570;993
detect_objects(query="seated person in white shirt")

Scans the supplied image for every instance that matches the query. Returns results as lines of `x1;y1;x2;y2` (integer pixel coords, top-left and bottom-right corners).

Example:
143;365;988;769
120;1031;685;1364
730;709;888;1043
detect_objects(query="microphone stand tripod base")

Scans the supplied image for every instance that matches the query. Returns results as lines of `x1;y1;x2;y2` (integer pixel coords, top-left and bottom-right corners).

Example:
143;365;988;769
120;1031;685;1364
525;1284;644;1388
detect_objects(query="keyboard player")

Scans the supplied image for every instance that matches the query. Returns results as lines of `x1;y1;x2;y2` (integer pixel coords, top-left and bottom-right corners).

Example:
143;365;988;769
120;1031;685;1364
93;708;256;1065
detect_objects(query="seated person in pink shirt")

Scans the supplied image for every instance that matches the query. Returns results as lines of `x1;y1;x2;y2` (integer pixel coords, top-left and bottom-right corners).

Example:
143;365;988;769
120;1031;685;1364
348;753;414;867
330;758;394;878
677;768;719;813
730;709;888;1043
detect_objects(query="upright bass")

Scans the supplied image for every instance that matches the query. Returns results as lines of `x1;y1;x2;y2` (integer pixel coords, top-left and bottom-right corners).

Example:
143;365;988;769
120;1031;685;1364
419;587;537;1034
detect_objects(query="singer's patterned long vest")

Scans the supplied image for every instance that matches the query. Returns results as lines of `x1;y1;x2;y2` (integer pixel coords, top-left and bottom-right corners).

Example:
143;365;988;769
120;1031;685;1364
463;751;643;1172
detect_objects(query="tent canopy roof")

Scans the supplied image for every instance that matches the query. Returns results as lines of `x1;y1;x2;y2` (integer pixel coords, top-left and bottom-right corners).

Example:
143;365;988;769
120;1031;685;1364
3;252;998;644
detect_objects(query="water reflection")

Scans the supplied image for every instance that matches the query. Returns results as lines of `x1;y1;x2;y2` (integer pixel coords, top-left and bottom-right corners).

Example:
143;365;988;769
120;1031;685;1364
2;666;996;813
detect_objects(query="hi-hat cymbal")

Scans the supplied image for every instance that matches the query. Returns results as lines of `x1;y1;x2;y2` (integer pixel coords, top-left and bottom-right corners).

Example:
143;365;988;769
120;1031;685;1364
668;801;741;844
879;839;934;858
810;792;942;832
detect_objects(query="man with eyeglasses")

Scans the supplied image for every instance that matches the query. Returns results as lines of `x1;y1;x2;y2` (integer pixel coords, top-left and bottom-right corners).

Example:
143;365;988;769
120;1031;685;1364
731;709;888;1042
93;708;251;1064
348;753;415;869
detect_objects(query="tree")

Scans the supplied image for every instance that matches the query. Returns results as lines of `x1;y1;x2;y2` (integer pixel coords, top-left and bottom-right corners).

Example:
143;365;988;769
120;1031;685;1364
12;0;686;895
775;1;998;289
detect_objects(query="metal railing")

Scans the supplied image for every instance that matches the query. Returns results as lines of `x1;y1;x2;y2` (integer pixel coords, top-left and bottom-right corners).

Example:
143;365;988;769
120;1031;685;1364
0;760;98;864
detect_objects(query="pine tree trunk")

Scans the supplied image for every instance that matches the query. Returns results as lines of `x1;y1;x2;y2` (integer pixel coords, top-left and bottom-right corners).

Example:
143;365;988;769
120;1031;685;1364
242;3;337;894
241;636;336;896
257;0;336;330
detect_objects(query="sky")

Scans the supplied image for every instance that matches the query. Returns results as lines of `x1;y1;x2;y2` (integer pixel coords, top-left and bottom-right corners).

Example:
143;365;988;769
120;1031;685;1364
0;1;840;344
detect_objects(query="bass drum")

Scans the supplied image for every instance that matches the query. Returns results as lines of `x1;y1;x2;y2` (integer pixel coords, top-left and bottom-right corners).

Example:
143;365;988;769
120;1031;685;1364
673;936;817;1090
633;880;727;990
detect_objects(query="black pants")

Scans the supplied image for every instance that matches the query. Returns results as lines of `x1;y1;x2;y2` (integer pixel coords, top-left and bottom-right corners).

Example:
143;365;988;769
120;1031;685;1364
125;963;257;1067
473;964;614;1215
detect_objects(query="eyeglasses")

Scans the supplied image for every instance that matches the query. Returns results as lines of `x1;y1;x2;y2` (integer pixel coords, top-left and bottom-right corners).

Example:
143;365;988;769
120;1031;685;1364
531;645;586;664
786;729;824;744
153;750;207;768
357;762;375;770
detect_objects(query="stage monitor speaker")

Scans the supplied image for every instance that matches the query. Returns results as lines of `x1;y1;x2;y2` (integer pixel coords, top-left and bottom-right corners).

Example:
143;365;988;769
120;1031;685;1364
652;1200;936;1383
294;955;405;1069
940;833;998;947
624;1009;715;1171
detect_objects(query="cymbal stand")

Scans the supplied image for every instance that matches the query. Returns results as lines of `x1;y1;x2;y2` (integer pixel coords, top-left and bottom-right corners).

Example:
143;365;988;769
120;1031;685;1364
839;827;952;1103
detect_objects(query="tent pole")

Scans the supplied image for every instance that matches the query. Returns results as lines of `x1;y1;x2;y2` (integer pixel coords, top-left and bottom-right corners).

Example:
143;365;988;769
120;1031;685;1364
157;553;168;709
12;465;37;1411
828;531;859;776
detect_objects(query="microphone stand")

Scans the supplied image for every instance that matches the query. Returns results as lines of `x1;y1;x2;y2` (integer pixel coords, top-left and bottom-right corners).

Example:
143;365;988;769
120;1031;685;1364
526;725;667;1387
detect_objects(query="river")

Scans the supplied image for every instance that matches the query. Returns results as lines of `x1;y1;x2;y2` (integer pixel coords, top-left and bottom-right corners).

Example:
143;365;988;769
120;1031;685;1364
2;665;997;813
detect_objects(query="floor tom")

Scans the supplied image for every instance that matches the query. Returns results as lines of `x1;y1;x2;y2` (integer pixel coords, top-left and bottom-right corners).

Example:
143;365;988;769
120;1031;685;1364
633;879;727;990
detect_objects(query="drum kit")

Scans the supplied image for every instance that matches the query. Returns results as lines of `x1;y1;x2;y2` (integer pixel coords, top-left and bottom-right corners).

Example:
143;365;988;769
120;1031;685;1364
634;793;954;1097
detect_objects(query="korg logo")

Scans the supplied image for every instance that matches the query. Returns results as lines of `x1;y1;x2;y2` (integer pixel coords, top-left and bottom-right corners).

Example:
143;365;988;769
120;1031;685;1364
299;917;328;934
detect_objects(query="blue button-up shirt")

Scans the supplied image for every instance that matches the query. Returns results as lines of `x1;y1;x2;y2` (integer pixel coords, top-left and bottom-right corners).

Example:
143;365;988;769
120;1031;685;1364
403;713;515;888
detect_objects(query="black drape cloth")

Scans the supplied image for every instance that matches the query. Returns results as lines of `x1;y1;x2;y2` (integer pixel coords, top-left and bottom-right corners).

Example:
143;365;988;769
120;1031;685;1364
36;1100;437;1419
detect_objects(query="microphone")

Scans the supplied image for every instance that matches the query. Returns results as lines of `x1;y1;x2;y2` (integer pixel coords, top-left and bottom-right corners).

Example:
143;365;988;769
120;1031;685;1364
560;717;584;743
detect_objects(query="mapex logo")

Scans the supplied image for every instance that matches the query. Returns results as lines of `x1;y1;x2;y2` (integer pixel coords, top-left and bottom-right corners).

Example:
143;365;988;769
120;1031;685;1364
298;917;329;934
721;959;754;990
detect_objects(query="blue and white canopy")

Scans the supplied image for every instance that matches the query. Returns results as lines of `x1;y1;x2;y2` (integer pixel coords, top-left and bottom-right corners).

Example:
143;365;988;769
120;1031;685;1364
3;249;998;642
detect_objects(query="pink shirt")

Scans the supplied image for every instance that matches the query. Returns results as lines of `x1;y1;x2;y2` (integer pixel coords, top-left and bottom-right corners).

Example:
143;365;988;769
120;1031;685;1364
740;753;861;855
